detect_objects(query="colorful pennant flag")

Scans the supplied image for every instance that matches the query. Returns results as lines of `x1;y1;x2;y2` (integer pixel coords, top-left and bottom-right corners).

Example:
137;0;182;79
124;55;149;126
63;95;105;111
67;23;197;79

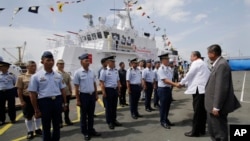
133;1;138;4
142;12;146;16
9;7;23;26
54;34;65;37
49;6;54;12
58;3;64;12
137;6;142;10
28;6;39;14
0;8;5;14
147;16;150;19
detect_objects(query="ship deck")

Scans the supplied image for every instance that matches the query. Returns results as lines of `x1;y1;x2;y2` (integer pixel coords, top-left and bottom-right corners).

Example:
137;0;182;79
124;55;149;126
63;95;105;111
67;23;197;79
0;71;250;141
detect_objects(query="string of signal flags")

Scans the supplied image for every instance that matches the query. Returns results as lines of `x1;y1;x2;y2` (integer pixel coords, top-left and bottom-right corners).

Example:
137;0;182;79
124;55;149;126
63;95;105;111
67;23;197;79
0;0;86;27
123;0;173;48
0;0;173;48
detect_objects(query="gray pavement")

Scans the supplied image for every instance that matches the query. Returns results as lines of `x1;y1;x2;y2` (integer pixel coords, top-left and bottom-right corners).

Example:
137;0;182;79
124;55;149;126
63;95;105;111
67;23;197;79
0;71;249;141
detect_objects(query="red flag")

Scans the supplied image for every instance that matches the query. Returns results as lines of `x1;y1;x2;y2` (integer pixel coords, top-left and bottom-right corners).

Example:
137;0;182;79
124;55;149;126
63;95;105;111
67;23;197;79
167;41;171;46
142;12;146;16
49;6;54;12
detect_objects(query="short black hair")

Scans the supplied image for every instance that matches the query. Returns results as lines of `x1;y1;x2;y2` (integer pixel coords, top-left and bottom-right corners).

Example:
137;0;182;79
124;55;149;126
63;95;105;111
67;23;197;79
101;58;107;64
192;51;201;58
207;44;222;56
26;60;36;67
119;62;124;66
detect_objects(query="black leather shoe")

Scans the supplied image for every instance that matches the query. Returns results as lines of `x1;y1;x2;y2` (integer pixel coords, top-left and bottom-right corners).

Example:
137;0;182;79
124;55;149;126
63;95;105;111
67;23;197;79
184;131;200;137
65;121;74;126
161;123;171;129
108;123;115;129
167;122;175;126
59;123;63;128
124;103;129;106
146;108;151;112
84;135;91;140
149;107;155;111
131;115;138;119
0;121;5;126
91;131;101;137
200;131;206;135
27;131;34;139
114;120;122;126
35;129;43;136
136;114;143;118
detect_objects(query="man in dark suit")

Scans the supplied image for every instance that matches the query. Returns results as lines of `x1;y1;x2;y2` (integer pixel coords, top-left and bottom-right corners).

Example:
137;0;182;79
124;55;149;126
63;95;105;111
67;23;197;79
205;44;241;141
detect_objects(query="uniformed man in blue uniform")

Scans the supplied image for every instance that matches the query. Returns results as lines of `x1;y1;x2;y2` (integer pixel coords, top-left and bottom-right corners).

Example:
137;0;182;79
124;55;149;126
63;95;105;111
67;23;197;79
73;53;101;141
126;58;143;119
157;53;178;129
153;61;160;108
28;51;67;141
142;59;155;112
0;57;17;125
99;56;122;129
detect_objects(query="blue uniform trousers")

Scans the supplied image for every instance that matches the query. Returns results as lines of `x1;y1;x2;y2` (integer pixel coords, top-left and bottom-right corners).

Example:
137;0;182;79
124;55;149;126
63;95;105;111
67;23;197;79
38;95;62;141
145;82;153;109
0;88;16;122
104;88;118;124
79;93;96;135
154;86;160;106
129;84;141;116
158;87;172;124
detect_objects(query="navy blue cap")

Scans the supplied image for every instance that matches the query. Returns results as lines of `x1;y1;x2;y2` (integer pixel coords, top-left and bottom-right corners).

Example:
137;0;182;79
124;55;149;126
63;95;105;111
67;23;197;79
146;59;153;63
154;60;160;64
105;55;116;61
130;58;138;63
78;53;88;60
0;56;11;66
158;53;169;59
41;51;53;59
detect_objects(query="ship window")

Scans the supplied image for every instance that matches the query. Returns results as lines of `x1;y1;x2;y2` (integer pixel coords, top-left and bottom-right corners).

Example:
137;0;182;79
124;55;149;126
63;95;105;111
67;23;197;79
83;36;86;41
112;33;120;40
103;31;109;38
87;34;91;41
92;33;97;40
97;32;102;39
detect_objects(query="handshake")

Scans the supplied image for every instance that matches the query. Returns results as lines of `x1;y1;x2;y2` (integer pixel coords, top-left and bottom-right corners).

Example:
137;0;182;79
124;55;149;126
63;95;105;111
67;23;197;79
174;83;185;88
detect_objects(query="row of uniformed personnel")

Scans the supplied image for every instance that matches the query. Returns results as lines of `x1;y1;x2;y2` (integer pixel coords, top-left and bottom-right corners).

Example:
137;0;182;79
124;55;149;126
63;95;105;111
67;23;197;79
0;51;177;141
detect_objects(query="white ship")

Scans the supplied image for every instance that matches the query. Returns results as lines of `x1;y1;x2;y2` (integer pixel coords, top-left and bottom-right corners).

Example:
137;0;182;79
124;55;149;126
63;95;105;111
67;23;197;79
44;0;178;75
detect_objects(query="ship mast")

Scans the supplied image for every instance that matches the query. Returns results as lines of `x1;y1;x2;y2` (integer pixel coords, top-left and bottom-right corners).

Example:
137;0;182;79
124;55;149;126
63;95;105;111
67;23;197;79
125;0;133;29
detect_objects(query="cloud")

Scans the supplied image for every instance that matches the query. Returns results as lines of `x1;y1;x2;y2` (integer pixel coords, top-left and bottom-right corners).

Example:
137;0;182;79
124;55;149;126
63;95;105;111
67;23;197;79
0;26;59;63
245;0;250;6
194;13;207;23
133;0;191;22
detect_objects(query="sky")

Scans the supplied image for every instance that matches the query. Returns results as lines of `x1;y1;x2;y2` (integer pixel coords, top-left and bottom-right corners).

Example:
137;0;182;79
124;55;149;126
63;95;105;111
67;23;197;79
0;0;250;63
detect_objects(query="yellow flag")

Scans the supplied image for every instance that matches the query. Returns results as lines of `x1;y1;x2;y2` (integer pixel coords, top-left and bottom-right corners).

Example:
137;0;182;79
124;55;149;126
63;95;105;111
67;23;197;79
58;3;64;12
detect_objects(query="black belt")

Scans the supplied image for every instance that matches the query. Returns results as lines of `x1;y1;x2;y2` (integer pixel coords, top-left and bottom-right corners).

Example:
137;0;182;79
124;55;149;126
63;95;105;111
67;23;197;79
0;88;13;93
105;87;117;89
130;84;141;86
40;95;61;100
80;92;94;95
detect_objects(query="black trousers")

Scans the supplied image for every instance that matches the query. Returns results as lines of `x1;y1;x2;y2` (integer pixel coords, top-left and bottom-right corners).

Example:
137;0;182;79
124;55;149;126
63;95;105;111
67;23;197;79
191;89;207;134
145;82;153;109
0;88;16;122
38;95;62;141
129;85;141;116
104;88;118;124
119;86;127;105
